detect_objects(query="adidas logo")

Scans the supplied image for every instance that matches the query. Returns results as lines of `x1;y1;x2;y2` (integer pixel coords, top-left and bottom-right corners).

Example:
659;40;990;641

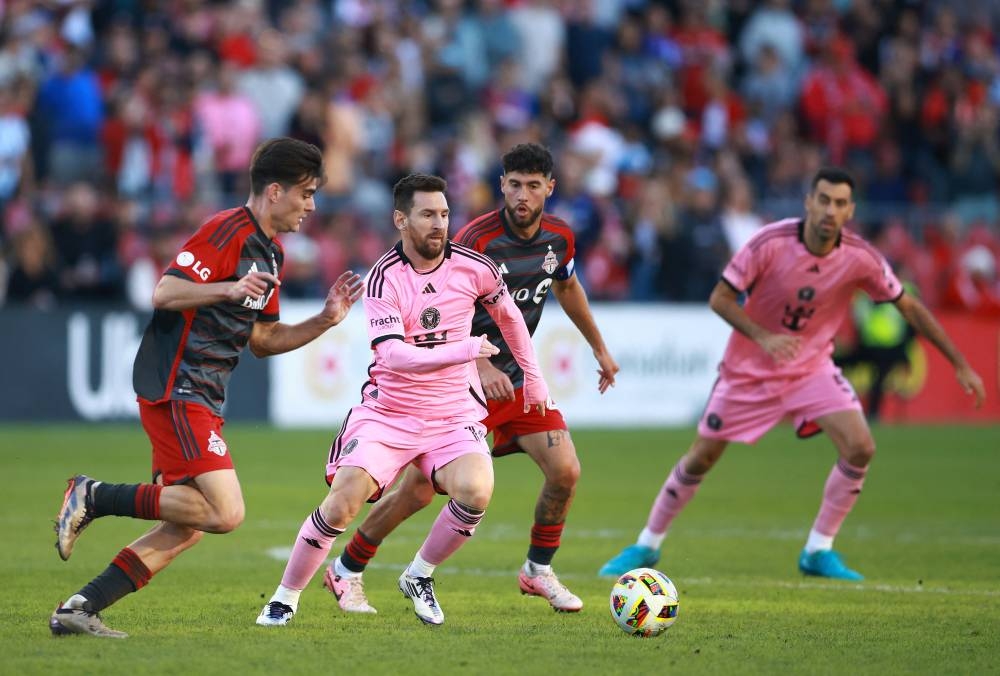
807;264;820;273
451;528;473;537
498;262;510;275
422;283;436;294
303;537;321;549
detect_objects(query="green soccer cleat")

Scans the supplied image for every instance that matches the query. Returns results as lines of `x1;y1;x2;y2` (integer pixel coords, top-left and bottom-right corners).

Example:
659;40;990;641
598;544;660;577
798;549;864;581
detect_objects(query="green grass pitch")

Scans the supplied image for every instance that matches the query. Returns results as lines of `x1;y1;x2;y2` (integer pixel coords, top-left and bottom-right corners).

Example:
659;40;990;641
2;423;998;675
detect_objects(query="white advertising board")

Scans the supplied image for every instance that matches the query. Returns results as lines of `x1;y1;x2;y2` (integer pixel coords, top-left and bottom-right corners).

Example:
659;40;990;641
270;302;730;428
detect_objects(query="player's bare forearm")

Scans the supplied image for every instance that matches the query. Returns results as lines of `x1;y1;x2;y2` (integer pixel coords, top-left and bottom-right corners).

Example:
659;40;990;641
554;277;619;390
895;294;967;367
709;281;766;343
553;277;605;350
151;275;237;311
248;314;338;358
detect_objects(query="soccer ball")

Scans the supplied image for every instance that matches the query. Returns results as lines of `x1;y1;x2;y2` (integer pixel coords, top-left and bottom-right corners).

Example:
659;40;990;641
609;567;679;637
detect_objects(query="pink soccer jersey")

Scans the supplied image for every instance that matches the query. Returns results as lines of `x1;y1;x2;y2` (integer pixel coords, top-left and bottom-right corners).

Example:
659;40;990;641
360;240;506;419
720;218;903;381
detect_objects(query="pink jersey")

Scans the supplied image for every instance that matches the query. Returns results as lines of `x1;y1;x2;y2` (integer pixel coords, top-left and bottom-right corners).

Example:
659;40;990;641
360;240;511;419
720;218;903;381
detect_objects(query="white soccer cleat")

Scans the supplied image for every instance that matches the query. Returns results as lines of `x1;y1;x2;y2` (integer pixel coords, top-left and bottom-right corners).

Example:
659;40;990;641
323;565;377;614
398;571;444;625
518;568;583;612
54;475;97;561
256;601;295;626
49;601;128;638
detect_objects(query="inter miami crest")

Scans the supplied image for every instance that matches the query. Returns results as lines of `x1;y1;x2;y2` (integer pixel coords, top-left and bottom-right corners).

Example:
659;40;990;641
420;307;441;330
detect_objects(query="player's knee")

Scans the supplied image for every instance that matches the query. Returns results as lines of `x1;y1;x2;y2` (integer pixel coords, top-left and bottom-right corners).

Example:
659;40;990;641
447;476;493;511
844;436;876;467
544;453;581;491
213;502;245;533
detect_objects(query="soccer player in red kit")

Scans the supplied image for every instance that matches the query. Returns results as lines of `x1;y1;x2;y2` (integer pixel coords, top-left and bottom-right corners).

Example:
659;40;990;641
322;143;619;615
599;167;985;580
50;138;364;638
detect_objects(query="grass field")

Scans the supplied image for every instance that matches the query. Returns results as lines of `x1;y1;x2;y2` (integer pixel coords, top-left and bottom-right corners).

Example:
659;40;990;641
3;423;999;675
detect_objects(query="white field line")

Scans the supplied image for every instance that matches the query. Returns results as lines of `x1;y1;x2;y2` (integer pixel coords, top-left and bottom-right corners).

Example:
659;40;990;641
263;547;1000;597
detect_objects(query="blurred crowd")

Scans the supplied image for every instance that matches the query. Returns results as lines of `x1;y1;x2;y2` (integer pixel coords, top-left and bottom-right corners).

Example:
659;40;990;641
2;0;1000;316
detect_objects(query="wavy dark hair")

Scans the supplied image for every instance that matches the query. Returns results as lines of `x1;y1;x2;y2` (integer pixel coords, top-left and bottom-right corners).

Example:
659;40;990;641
249;137;325;195
502;143;554;177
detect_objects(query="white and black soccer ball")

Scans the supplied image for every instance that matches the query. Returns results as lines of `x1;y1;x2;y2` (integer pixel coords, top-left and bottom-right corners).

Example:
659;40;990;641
609;567;679;637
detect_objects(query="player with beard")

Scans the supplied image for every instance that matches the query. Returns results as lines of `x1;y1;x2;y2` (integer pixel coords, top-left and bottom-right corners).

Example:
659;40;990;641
256;173;550;626
599;167;985;580
322;143;619;615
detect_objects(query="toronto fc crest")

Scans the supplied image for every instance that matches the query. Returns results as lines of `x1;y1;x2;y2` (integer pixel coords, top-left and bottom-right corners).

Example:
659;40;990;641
542;246;559;274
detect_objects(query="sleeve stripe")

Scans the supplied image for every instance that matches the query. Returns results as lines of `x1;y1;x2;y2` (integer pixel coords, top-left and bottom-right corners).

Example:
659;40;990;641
451;243;501;277
371;334;403;347
208;210;251;250
366;251;402;298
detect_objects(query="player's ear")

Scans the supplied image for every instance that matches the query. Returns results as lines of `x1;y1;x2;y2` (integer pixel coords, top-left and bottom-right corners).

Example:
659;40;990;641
393;209;407;231
267;182;282;204
547;178;555;197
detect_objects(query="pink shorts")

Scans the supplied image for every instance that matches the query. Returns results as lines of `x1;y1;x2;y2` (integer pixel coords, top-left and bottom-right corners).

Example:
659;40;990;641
325;403;489;502
697;362;862;444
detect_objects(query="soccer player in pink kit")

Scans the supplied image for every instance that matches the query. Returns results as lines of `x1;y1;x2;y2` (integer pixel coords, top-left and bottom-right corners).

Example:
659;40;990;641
257;174;550;626
600;167;986;580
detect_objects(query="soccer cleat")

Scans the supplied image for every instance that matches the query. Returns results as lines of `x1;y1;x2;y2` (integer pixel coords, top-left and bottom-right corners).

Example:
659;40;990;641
398;571;444;625
518;568;583;612
49;603;127;638
54;475;97;561
256;601;295;626
798;548;864;581
597;544;660;577
323;565;377;614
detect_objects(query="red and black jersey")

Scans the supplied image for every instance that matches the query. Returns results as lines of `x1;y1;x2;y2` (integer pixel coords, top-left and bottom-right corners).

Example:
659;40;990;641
132;206;283;415
454;208;576;388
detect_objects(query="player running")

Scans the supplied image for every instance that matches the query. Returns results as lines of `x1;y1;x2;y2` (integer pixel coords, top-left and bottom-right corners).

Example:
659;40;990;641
322;143;619;616
256;173;550;627
50;138;364;638
599;167;985;581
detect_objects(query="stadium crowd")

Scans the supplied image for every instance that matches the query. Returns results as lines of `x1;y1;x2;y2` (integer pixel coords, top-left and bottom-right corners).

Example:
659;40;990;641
2;0;1000;314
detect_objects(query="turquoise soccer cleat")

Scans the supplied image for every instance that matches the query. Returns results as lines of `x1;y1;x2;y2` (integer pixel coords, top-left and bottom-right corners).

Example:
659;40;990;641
798;548;864;581
598;544;660;577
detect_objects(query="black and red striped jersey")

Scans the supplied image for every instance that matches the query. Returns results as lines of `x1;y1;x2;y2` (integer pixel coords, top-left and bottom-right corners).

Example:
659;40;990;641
132;206;283;414
453;208;576;388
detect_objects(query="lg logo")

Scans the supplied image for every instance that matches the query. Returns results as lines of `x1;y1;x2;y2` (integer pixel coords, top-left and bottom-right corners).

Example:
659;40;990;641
176;251;212;281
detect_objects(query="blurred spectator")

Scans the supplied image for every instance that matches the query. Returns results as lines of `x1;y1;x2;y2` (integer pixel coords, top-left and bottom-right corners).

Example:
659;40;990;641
194;58;261;197
941;244;1000;316
125;226;177;311
738;0;804;76
720;177;764;253
33;45;104;184
800;35;887;169
50;182;124;301
238;29;305;139
0;80;32;211
674;166;730;302
5;221;60;309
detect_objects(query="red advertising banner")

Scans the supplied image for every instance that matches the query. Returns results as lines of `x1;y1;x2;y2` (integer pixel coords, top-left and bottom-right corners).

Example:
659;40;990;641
847;313;1000;423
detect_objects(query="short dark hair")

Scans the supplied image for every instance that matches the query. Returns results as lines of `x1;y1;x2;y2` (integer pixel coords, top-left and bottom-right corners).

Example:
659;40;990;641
810;167;855;195
393;173;448;213
502;143;554;177
249;137;325;195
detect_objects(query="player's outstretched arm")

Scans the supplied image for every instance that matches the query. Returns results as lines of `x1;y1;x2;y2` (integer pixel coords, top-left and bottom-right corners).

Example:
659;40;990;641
248;270;363;358
484;291;549;413
552;276;619;393
152;269;280;311
894;292;986;407
708;279;801;363
375;335;498;374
